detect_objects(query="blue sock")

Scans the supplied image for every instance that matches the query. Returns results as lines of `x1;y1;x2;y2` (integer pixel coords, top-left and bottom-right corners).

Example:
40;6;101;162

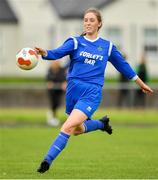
44;132;70;164
83;119;104;133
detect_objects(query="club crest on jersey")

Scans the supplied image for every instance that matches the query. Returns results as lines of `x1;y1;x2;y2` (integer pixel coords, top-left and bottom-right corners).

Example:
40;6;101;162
97;46;103;51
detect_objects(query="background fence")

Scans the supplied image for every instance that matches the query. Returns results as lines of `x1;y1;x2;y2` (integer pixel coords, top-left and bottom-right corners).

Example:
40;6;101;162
0;83;157;108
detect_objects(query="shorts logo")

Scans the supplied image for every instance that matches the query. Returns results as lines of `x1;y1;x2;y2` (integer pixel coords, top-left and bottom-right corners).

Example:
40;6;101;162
87;106;92;112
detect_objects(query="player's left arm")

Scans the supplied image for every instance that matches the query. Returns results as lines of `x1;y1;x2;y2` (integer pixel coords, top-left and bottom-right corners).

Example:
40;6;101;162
108;45;153;94
135;77;153;94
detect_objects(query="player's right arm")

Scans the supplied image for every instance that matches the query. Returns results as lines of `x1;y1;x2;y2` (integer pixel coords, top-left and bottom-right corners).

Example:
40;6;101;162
34;47;47;56
34;37;75;60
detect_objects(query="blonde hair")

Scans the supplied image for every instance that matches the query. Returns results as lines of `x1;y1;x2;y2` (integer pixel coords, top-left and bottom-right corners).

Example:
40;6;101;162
81;8;103;36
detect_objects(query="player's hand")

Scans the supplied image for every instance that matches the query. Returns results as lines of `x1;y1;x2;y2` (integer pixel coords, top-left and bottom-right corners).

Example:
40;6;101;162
34;47;47;56
141;84;153;94
135;77;153;94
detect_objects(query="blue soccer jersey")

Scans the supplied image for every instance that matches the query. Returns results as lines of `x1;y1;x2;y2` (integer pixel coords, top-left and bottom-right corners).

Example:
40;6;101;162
42;36;137;86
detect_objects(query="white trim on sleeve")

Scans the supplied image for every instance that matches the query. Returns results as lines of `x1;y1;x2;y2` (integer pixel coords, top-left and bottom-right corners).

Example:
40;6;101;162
108;41;113;57
43;50;48;57
131;75;138;81
70;36;78;50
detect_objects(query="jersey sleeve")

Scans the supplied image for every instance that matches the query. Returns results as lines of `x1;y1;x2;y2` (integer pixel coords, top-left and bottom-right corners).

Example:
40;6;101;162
108;45;138;81
42;37;75;60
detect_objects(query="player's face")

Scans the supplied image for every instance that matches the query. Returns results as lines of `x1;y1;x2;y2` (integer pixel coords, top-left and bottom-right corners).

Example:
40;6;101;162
83;12;101;36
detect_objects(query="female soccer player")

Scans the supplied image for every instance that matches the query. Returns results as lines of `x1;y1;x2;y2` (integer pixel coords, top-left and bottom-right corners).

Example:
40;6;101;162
35;8;153;173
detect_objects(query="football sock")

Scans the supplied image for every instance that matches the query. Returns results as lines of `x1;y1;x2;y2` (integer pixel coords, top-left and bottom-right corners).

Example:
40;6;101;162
44;131;70;164
83;119;104;133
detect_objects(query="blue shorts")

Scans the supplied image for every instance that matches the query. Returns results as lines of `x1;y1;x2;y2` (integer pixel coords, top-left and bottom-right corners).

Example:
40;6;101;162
65;79;102;118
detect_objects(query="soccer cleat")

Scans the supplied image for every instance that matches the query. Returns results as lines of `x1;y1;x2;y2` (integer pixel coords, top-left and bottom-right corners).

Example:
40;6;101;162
100;116;113;135
37;160;50;173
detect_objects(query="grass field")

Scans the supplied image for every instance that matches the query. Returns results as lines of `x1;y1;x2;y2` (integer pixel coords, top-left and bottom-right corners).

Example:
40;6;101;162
0;108;158;179
0;107;158;125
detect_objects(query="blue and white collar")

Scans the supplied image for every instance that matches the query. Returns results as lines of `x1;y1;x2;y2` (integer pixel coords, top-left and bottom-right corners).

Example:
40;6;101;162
84;36;99;42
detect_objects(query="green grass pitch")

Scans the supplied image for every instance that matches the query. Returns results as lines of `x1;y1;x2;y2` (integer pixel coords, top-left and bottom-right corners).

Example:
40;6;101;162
0;108;158;179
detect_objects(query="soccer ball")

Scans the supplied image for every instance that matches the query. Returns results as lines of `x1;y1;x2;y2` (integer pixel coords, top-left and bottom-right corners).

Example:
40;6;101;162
16;47;39;70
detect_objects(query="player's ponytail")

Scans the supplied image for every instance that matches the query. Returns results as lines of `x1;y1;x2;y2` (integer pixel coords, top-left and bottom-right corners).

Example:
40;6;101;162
80;31;86;36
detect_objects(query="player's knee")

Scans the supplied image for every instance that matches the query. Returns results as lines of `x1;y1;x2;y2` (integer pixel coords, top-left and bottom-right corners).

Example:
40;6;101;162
60;125;75;135
73;127;84;136
73;131;80;136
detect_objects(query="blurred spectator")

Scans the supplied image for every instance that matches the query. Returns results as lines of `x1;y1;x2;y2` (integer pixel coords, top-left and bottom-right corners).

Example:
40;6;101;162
117;54;131;107
134;54;148;107
46;61;67;126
